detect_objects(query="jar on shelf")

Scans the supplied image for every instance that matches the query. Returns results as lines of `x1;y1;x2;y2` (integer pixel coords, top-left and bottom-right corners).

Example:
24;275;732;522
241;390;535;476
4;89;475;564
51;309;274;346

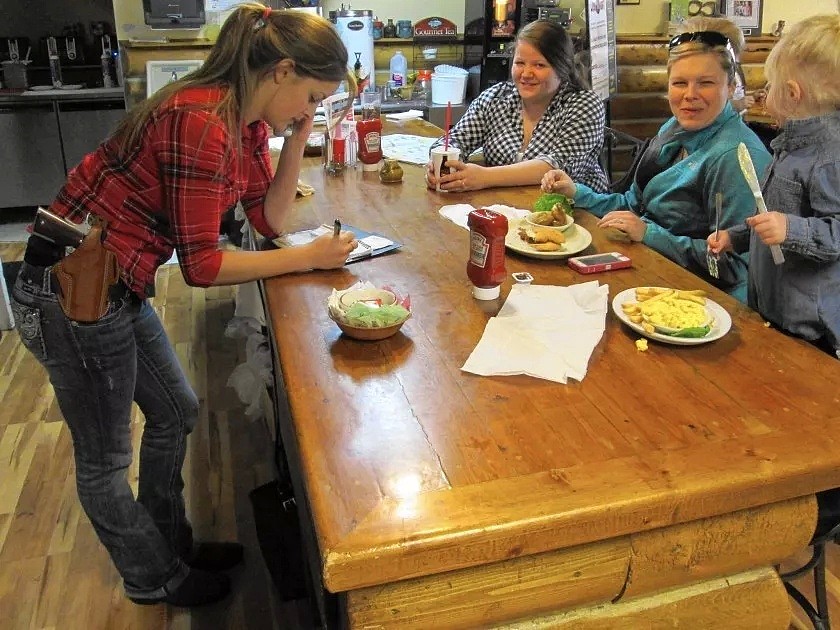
383;18;396;39
396;20;413;39
372;20;384;40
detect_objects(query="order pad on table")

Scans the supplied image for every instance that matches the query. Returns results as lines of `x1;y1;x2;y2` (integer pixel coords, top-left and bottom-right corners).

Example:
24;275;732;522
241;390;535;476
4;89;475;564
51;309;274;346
461;281;609;383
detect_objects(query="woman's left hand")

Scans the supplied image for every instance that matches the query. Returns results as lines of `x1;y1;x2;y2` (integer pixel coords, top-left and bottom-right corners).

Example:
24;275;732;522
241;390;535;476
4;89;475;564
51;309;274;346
747;211;787;245
436;161;488;192
597;210;647;242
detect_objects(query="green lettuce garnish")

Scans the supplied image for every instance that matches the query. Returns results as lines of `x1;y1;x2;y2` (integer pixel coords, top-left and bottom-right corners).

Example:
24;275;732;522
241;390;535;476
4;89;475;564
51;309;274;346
665;325;711;338
343;303;410;328
533;193;573;216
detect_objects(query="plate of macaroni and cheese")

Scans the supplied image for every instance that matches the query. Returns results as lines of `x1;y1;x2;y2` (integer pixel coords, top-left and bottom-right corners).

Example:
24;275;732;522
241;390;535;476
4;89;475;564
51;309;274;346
612;287;732;346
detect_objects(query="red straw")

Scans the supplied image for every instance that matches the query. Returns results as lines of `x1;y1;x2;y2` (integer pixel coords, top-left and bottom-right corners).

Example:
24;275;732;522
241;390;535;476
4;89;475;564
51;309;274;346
444;101;452;150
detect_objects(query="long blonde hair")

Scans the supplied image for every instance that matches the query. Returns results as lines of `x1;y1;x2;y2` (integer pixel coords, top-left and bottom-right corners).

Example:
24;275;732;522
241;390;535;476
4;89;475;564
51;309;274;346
114;4;351;159
765;14;840;118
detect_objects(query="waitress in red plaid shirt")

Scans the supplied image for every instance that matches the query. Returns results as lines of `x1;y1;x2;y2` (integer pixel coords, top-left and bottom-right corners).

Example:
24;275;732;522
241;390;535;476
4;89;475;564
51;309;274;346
11;4;355;607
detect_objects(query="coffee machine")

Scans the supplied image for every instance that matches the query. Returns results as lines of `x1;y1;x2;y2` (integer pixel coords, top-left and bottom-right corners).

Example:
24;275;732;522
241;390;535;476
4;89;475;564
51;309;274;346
521;0;571;28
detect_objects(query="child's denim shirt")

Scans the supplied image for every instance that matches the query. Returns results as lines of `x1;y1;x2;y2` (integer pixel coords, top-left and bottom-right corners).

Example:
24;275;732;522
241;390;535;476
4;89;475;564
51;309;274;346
731;111;840;351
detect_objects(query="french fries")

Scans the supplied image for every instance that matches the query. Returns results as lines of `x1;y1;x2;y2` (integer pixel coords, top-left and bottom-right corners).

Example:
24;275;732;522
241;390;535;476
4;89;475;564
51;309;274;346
634;287;706;301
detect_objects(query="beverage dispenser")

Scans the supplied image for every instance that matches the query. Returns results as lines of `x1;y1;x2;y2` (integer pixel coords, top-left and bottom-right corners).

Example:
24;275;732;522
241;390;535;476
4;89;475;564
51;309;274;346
331;9;375;94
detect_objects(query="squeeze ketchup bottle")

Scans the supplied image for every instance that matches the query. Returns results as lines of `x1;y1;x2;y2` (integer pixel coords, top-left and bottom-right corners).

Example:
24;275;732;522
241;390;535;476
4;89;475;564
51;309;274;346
357;117;382;171
467;208;508;300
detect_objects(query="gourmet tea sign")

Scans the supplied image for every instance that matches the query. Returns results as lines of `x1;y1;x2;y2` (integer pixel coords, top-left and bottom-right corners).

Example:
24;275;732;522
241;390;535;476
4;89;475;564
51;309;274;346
413;17;458;39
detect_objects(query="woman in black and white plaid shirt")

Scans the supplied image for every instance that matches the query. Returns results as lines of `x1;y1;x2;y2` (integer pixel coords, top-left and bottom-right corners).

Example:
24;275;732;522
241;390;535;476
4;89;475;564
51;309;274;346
427;20;608;193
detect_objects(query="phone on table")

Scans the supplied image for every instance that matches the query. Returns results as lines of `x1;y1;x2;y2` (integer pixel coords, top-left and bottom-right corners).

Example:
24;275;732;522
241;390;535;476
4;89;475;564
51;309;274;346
567;252;632;274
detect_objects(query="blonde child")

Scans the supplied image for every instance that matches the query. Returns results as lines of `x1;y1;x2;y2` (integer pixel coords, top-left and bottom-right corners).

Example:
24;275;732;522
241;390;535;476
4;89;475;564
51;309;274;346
708;15;840;357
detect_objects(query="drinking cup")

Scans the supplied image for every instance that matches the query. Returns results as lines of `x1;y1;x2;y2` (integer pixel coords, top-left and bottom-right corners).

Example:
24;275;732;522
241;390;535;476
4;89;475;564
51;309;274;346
431;146;461;192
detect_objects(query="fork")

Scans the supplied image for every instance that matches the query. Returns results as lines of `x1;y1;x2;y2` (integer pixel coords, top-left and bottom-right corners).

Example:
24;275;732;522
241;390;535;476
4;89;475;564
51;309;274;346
707;192;722;279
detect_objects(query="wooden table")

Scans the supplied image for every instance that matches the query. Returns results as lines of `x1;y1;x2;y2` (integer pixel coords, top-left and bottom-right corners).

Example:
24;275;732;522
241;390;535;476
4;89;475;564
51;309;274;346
261;120;840;629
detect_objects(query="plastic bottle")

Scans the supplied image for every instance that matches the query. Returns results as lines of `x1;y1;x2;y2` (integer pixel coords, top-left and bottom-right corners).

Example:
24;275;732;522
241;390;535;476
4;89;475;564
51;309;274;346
357;117;382;171
389;50;408;87
467;208;508;300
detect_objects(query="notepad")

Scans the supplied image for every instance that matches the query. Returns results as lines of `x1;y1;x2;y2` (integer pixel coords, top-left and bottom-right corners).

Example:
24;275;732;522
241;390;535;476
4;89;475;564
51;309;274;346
273;224;401;263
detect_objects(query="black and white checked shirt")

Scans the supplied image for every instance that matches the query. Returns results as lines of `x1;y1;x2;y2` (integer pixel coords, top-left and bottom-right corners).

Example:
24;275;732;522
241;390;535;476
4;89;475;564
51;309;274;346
431;81;609;192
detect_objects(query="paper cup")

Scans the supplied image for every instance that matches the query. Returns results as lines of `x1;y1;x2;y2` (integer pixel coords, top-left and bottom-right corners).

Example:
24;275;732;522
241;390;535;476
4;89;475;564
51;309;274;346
431;146;461;192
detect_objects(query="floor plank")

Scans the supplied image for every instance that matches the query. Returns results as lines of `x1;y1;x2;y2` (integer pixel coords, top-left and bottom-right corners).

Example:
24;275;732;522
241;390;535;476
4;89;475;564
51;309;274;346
0;245;311;630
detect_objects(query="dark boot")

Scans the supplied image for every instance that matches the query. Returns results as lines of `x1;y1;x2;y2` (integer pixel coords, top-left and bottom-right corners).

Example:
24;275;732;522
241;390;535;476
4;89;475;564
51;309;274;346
185;542;244;572
130;567;230;607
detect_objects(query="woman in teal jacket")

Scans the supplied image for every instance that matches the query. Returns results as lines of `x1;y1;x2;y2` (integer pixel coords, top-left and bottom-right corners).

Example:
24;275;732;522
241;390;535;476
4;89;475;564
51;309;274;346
543;30;771;301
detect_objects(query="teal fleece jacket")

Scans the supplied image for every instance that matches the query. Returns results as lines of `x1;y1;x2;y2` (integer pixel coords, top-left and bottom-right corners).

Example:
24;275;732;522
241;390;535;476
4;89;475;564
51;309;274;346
574;103;772;302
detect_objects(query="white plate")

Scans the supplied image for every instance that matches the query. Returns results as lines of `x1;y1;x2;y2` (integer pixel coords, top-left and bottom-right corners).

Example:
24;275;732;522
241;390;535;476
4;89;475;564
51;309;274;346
59;84;84;90
505;219;592;259
611;287;732;346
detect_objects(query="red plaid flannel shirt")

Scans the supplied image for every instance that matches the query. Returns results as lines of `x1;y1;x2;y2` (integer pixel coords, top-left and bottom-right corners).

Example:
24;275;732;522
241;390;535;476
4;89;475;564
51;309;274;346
50;86;277;297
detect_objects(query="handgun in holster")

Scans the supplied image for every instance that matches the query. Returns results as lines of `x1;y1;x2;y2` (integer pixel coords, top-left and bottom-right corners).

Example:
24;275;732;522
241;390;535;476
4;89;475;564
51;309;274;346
32;207;121;323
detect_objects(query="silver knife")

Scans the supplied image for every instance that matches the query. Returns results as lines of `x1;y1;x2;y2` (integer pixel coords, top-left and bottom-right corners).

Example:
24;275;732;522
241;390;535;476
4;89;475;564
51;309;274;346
737;142;785;265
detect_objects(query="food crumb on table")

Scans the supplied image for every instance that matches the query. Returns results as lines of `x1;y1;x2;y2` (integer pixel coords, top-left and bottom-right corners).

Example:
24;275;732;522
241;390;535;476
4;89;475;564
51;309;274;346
635;338;649;352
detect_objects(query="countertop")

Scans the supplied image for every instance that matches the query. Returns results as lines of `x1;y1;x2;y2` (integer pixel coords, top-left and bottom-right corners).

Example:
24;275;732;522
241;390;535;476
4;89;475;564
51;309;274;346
0;87;126;105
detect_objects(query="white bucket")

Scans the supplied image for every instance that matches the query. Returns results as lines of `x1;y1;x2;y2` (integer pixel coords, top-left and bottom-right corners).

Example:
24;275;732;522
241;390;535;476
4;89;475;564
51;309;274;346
431;73;468;105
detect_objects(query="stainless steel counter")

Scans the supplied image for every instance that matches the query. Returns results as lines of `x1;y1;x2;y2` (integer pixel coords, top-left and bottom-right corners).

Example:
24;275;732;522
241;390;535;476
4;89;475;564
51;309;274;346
0;87;125;105
0;87;127;208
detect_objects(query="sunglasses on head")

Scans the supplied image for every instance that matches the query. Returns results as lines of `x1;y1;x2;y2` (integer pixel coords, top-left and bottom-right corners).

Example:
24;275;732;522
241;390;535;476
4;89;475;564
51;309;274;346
668;31;732;50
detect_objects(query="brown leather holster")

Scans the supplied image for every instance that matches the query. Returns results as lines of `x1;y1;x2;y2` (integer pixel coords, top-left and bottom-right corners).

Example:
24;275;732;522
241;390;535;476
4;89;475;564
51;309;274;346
52;221;120;323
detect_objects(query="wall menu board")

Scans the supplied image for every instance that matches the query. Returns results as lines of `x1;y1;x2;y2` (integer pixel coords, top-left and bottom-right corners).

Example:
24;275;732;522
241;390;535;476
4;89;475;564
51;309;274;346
586;0;617;101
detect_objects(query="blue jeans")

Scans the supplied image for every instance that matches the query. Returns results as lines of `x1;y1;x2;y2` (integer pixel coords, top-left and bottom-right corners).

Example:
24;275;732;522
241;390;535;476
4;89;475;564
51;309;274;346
11;262;196;598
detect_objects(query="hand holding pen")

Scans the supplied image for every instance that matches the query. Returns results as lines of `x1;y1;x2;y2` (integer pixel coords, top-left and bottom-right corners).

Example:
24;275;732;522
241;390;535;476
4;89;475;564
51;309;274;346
309;219;357;269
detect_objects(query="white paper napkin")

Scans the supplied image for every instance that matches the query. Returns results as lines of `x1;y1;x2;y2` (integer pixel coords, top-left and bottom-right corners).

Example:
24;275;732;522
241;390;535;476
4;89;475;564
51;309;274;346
385;109;424;120
439;204;530;230
461;282;609;383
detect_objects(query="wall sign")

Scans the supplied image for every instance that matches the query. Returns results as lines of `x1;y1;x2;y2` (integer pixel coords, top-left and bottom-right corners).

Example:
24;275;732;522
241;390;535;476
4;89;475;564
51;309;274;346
413;17;458;39
587;0;617;101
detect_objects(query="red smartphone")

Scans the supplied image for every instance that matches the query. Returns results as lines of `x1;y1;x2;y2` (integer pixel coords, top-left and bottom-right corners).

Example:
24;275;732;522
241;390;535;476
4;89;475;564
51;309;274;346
568;252;632;274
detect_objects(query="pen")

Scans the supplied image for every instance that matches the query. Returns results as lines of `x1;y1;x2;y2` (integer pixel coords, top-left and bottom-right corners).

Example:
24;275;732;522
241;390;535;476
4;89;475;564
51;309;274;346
333;219;341;238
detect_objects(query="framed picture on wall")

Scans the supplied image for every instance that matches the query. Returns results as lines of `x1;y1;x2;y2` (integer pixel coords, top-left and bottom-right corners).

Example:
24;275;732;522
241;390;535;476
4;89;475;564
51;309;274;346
720;0;763;36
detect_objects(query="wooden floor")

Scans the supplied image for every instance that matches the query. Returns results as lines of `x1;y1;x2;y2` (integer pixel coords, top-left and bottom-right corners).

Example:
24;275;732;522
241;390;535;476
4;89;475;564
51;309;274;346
0;240;838;630
0;242;312;630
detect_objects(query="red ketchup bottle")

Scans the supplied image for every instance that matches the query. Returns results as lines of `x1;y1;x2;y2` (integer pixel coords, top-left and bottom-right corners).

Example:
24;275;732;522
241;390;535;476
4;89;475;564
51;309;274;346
467;208;508;300
357;117;383;172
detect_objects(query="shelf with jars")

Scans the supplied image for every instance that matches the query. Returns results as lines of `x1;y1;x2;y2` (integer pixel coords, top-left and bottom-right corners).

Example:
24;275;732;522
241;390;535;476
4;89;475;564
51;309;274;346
372;38;465;88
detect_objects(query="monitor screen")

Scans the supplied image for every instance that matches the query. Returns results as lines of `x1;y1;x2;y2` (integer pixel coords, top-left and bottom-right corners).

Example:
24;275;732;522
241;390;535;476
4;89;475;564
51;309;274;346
143;0;205;29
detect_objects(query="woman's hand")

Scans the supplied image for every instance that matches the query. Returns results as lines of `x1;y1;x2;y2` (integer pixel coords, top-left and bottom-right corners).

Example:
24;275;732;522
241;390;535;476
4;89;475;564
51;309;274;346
541;169;576;197
435;161;488;192
707;229;733;255
596;210;647;242
747;211;788;245
283;116;315;147
424;160;438;190
306;231;357;269
426;160;486;192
